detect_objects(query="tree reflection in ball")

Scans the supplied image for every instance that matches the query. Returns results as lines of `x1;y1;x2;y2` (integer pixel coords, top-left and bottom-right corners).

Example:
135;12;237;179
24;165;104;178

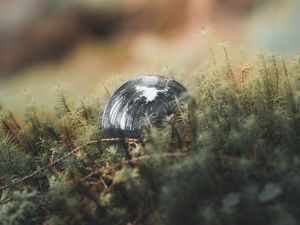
102;75;188;138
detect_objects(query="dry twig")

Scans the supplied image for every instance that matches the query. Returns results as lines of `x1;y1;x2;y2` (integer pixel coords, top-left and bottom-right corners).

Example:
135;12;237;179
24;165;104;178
0;138;143;191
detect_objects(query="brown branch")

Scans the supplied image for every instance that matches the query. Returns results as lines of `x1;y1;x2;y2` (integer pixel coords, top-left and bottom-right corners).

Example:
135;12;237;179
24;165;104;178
0;137;143;191
83;152;188;181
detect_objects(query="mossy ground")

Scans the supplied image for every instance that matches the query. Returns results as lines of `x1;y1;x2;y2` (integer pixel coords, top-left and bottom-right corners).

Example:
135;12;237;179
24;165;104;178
1;49;300;225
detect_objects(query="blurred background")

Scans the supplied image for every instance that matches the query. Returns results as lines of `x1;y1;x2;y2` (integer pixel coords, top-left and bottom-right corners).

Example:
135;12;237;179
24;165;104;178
0;0;299;112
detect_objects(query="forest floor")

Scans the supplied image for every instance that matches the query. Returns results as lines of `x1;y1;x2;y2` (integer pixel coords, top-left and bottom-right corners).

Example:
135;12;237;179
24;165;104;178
0;45;300;224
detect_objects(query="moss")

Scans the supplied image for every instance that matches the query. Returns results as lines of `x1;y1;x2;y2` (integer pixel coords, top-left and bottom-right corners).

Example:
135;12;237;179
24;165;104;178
1;52;300;224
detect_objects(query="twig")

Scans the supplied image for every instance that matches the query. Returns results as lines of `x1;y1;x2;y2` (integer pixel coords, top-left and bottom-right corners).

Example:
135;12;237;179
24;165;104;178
83;152;188;181
0;138;143;191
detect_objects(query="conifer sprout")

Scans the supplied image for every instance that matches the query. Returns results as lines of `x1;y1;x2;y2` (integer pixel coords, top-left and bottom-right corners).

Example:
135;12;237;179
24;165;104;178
101;75;189;138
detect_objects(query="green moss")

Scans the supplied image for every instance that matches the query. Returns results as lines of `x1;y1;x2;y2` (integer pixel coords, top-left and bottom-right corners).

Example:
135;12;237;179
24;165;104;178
1;52;300;224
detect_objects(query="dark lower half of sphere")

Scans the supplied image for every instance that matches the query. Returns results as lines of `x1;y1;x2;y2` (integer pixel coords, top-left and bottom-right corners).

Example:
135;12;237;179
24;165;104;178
102;128;140;139
102;112;171;138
